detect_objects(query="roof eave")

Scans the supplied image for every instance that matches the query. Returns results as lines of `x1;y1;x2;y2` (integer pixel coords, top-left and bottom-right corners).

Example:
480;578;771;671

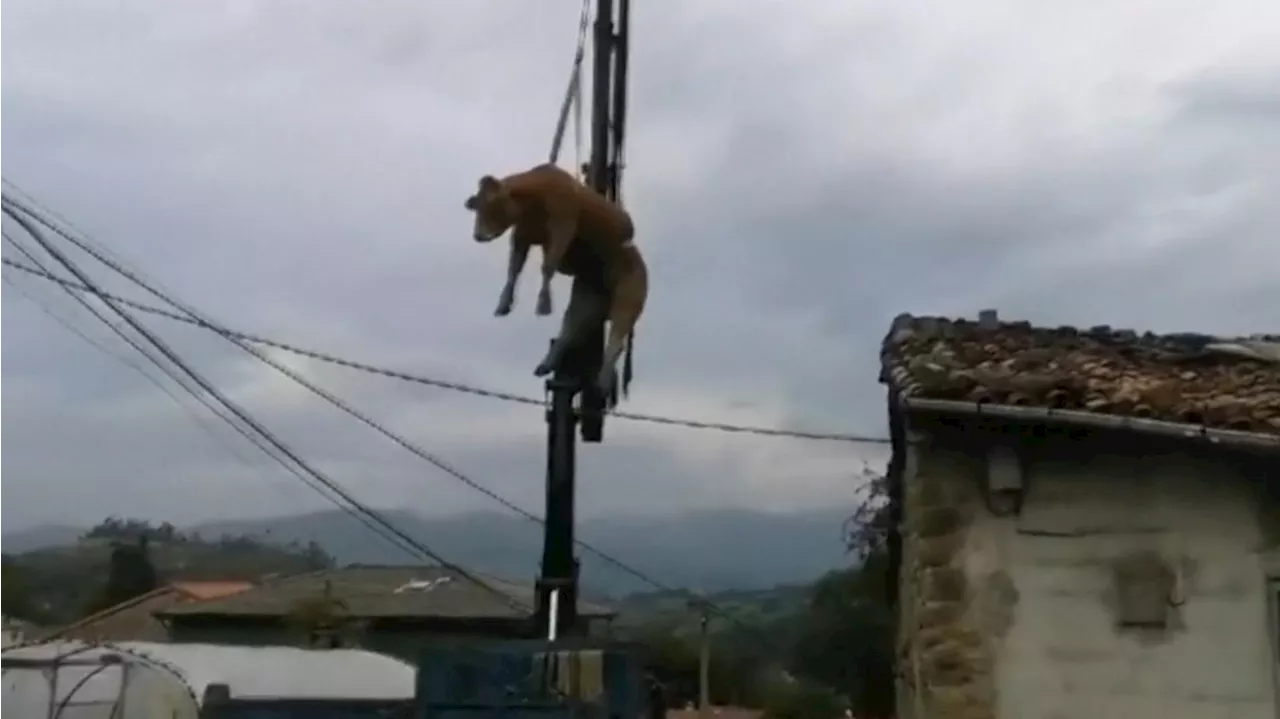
900;396;1280;454
157;609;617;621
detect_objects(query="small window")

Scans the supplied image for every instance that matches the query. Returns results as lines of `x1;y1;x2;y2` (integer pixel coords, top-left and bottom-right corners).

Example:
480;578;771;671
1113;552;1174;628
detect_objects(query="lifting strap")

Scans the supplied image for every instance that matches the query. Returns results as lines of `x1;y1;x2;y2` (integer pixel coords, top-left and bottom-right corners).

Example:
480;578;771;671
549;0;591;180
548;0;635;407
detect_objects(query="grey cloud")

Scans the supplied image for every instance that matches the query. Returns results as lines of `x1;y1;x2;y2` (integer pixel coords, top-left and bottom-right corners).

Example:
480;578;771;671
4;0;1278;531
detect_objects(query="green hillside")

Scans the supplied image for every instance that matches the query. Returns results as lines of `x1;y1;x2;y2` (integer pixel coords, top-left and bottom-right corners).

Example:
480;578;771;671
2;518;332;626
4;507;854;596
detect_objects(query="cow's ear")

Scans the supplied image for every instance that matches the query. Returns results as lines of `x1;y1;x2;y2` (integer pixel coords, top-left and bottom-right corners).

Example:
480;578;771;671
464;195;478;211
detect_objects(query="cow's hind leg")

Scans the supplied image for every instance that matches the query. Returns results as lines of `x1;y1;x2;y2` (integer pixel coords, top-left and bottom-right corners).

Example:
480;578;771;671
534;277;609;377
595;262;648;395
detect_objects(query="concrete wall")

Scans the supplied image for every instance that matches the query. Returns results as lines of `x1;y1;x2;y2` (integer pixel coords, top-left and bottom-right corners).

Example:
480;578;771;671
168;623;511;664
897;428;1280;719
169;616;615;665
1;616;38;648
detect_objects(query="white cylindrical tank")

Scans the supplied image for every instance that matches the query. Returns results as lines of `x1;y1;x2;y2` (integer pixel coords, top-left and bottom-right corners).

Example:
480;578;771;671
2;640;418;719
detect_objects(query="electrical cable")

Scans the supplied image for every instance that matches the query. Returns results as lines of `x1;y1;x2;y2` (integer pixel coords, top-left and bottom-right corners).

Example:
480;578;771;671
2;199;531;614
2;187;865;651
0;197;834;665
1;234;306;505
1;258;889;445
3;203;870;647
2;212;431;570
0;0;869;658
1;231;427;566
4;247;803;640
3;201;690;612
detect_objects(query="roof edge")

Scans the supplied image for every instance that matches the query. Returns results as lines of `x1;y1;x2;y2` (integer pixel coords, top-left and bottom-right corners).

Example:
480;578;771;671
41;585;179;640
901;396;1280;453
155;608;616;620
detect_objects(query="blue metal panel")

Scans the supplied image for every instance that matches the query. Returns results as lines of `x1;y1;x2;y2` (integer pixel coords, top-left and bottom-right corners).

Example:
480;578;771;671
414;639;647;719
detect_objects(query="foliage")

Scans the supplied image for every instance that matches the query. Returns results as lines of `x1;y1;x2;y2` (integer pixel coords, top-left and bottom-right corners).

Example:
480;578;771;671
623;463;896;716
789;559;895;716
843;463;891;561
761;677;846;719
85;537;160;616
632;617;783;708
84;517;183;543
3;553;52;624
284;580;365;649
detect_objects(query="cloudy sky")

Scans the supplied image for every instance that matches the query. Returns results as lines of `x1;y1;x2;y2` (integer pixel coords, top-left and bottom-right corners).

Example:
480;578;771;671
3;0;1277;532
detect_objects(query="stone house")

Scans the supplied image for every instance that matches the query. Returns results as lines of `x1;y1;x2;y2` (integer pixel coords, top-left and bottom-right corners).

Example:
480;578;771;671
879;311;1280;719
155;565;616;664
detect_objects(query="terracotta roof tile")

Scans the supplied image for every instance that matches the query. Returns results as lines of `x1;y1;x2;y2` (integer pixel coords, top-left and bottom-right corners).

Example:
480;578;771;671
173;581;253;601
881;312;1280;435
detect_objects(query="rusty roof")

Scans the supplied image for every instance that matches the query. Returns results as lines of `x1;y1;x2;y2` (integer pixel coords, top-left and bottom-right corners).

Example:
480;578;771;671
880;311;1280;437
158;565;615;620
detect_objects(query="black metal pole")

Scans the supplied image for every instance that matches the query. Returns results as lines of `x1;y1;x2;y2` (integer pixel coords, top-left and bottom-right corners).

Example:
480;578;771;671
576;0;617;444
610;0;630;201
538;347;580;639
535;0;620;640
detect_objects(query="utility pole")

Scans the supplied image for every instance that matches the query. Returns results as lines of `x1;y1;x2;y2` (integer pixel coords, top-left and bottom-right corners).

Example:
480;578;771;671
534;0;631;640
689;596;712;717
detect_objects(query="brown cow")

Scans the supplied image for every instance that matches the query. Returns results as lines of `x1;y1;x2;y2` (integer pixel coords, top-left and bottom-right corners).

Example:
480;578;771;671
465;163;647;394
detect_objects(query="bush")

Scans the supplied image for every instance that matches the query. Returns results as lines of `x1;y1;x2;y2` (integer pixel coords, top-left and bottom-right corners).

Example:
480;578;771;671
761;677;845;719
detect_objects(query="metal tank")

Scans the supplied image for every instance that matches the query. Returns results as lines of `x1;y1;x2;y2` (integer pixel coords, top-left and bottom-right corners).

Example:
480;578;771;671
2;640;416;719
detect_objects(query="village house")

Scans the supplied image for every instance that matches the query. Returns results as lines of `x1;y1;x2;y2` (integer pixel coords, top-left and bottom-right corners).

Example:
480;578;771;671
879;310;1280;719
154;564;617;663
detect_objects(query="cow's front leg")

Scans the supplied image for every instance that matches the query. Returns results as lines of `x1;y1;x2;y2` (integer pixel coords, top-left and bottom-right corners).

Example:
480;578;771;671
536;214;578;317
495;240;529;317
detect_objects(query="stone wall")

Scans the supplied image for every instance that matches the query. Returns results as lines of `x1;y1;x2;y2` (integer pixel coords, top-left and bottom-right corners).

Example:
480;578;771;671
896;429;995;719
894;424;1280;719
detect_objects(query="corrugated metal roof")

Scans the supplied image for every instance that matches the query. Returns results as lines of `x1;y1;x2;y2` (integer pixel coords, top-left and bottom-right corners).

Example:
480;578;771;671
2;640;417;701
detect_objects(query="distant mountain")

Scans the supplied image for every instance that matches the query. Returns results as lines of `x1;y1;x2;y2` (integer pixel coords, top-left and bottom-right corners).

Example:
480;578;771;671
2;508;854;596
2;524;82;552
613;583;814;633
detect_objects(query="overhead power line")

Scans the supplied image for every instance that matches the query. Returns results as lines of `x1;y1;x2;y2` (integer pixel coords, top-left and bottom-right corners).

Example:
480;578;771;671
2;198;531;615
1;232;313;505
0;258;890;445
1;185;863;652
1;208;772;617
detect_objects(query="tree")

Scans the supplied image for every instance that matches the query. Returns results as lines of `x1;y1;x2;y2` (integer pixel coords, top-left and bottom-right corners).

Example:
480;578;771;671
784;464;896;718
85;536;160;615
761;677;845;719
2;554;46;623
285;581;362;649
789;563;894;715
302;541;335;571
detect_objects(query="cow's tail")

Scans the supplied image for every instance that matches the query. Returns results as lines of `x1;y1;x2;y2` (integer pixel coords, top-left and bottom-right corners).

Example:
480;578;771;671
622;330;634;399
